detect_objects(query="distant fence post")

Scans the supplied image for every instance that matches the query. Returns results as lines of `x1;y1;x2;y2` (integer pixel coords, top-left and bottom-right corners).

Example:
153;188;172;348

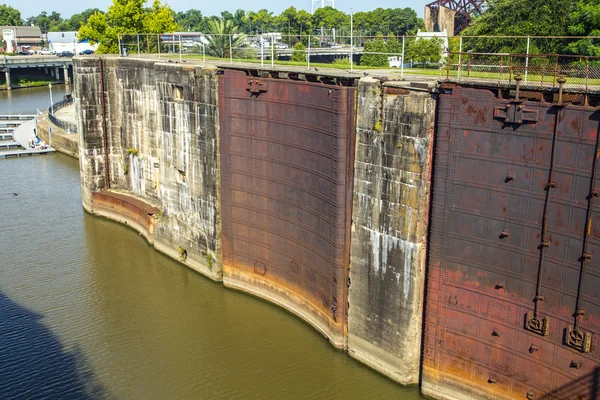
525;35;530;84
458;36;463;80
179;34;182;62
307;35;311;70
401;36;405;78
118;34;122;56
261;34;264;67
271;40;274;67
229;34;233;64
137;34;140;57
157;34;160;58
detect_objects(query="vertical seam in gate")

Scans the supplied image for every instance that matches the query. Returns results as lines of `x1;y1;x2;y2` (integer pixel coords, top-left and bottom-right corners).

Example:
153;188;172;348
574;112;600;330
533;106;562;320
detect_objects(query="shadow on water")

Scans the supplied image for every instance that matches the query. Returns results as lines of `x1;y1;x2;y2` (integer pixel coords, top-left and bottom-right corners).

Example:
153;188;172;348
0;291;113;399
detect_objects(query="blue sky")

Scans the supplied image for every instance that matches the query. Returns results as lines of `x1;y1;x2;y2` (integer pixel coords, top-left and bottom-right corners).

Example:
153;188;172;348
7;0;431;20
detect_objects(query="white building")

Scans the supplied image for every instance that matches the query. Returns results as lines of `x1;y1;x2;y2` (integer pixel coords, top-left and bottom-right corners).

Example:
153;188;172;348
47;32;98;53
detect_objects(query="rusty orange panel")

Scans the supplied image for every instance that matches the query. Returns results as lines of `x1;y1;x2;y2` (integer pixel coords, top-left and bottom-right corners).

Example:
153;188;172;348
218;69;355;348
92;191;160;235
423;86;600;400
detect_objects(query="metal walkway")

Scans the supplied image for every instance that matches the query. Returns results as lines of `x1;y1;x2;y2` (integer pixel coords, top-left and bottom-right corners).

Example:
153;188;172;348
0;115;55;159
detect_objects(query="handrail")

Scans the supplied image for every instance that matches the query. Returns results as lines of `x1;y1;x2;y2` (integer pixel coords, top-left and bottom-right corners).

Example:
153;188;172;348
48;98;77;133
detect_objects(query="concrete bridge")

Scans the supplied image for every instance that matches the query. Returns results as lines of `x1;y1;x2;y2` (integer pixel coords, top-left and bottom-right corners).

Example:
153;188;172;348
1;56;73;89
74;57;600;400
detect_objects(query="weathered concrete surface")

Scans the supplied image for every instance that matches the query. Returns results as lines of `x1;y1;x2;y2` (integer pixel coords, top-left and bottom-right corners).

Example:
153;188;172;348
75;56;441;393
36;113;79;159
348;78;436;385
74;57;221;281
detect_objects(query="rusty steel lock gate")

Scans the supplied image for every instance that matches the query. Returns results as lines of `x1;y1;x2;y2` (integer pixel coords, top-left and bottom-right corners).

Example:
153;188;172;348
423;86;600;400
218;69;356;346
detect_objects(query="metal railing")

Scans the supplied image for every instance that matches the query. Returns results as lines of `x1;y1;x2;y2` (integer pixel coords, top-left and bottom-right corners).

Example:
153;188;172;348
48;98;77;133
116;33;600;91
444;52;600;93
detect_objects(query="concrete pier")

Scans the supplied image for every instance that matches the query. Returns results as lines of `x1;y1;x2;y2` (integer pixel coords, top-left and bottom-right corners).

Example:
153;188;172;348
5;69;11;90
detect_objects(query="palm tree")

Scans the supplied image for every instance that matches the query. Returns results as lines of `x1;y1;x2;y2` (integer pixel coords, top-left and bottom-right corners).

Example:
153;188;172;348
205;18;247;58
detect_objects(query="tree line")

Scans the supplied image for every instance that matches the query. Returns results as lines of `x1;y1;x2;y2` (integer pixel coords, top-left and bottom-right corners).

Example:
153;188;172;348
0;4;423;37
459;0;600;56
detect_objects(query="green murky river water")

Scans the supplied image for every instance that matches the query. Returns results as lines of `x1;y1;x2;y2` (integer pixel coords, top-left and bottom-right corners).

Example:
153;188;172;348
0;89;423;399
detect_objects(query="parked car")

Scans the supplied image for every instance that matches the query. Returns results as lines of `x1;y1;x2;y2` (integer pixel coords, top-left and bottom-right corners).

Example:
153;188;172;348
57;51;75;58
276;43;289;49
331;44;342;49
79;49;94;55
38;48;56;55
17;50;32;56
321;42;332;48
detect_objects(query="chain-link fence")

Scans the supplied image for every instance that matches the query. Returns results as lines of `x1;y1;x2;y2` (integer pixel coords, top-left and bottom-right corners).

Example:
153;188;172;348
116;33;600;91
444;52;600;92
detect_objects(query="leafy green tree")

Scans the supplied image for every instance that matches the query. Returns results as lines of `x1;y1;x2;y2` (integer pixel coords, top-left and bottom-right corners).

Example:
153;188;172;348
251;9;274;33
312;6;347;31
405;37;443;66
0;4;22;25
58;9;104;31
78;0;177;54
291;41;306;62
565;0;600;56
461;0;576;54
204;18;246;58
352;8;422;37
361;35;388;67
175;9;207;32
145;0;178;34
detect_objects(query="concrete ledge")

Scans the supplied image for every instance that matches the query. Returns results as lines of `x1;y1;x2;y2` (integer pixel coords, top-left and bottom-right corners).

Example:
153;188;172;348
348;334;419;386
89;190;223;283
154;237;222;282
36;114;79;159
421;367;509;400
224;270;346;349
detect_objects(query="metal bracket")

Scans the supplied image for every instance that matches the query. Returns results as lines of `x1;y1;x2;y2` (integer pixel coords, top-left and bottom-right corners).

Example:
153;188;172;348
494;103;539;125
246;80;268;96
525;312;550;336
565;326;592;353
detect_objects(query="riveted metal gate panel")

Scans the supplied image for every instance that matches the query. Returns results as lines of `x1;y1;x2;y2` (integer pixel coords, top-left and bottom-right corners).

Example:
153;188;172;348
218;69;355;347
423;86;600;400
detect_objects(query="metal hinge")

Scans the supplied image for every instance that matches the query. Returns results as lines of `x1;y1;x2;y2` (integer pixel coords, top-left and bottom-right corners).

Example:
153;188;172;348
525;312;550;336
247;80;268;96
565;326;592;353
494;103;539;125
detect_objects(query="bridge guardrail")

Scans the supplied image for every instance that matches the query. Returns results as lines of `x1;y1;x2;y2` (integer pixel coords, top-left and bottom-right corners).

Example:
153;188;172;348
48;98;77;133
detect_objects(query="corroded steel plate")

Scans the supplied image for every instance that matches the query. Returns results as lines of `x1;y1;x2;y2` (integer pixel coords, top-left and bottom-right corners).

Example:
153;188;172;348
218;69;355;346
423;86;600;400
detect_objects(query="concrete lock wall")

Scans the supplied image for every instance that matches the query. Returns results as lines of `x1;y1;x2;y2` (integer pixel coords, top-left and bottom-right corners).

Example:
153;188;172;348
348;79;436;385
75;58;221;281
74;58;436;394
